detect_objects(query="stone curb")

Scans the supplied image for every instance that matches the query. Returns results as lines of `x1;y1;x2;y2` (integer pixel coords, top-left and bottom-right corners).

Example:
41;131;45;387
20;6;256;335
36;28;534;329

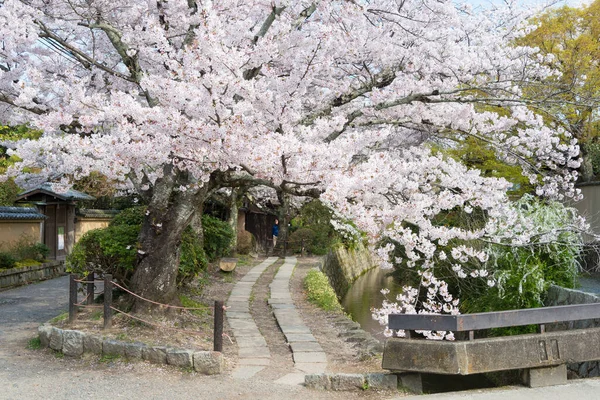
331;314;384;358
305;372;398;391
38;324;224;375
0;261;65;289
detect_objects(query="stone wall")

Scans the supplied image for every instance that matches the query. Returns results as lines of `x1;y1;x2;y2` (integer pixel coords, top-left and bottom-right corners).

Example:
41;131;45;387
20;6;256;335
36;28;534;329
321;242;376;298
38;324;224;375
0;261;65;289
545;285;600;379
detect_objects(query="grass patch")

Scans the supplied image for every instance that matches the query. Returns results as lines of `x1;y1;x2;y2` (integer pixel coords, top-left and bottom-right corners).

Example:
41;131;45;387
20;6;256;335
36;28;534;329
54;351;64;359
91;310;103;321
179;294;210;317
222;272;235;283
303;269;343;312
27;337;41;350
99;354;121;363
15;259;43;268
49;312;68;324
237;255;250;266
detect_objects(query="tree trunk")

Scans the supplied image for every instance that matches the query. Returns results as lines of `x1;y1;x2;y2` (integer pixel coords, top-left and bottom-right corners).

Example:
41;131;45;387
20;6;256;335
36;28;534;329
276;190;290;251
130;168;207;310
228;188;239;255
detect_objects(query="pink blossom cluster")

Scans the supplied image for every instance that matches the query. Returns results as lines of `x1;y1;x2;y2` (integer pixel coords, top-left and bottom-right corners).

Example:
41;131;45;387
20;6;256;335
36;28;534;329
0;0;588;334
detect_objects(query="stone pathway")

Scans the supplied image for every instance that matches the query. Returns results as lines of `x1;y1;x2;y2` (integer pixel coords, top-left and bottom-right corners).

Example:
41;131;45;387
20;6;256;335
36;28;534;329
227;256;328;385
269;257;327;386
227;257;279;379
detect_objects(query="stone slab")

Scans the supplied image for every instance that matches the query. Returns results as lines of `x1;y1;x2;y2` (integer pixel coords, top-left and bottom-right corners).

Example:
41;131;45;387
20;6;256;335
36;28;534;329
228;296;251;302
238;358;270;366
232;366;265;380
330;374;366;391
366;373;398;390
226;312;253;319
193;351;224;375
83;334;103;355
523;364;568;388
273;310;301;319
124;342;146;359
236;336;268;348
233;281;255;286
285;333;316;342
274;373;306;386
38;325;52;348
103;339;126;357
268;299;293;305
166;349;194;368
295;362;327;374
226;301;249;309
280;325;312;334
49;327;63;351
270;303;296;309
290;341;323;352
383;328;600;375
228;319;259;330
62;330;84;357
305;374;331;390
239;346;270;358
230;328;263;337
293;351;327;364
142;346;167;364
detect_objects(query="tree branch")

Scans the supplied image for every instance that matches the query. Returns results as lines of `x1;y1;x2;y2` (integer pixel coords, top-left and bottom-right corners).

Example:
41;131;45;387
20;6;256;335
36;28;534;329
37;21;136;83
0;93;46;115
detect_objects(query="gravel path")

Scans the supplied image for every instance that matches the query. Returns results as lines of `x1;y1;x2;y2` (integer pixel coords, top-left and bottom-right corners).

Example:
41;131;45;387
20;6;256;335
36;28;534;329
0;272;391;400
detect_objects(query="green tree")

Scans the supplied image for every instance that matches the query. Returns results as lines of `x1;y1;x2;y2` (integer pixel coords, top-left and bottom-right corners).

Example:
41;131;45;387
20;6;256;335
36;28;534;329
517;1;600;181
0;125;42;205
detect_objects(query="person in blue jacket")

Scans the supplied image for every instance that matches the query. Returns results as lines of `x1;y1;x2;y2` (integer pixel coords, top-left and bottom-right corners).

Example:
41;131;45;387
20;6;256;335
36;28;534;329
272;218;279;247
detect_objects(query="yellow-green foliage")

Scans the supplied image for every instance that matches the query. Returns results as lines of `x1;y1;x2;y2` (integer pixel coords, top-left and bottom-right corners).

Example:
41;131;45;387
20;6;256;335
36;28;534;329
444;137;533;198
303;269;343;312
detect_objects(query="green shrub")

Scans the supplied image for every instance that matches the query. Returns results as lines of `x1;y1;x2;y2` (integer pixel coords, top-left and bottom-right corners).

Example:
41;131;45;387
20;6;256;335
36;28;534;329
110;206;146;226
179;227;208;285
288;228;315;254
0;252;16;269
460;195;582;316
202;214;234;261
68;207;228;286
2;235;49;263
67;225;139;284
237;230;254;255
303;269;343;312
290;200;364;255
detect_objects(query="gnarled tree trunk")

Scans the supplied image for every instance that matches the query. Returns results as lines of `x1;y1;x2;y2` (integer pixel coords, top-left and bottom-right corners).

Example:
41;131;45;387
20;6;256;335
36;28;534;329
130;168;209;310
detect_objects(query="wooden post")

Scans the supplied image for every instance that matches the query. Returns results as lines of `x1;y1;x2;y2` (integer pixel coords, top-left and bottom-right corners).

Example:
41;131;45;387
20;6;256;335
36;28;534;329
300;239;304;257
86;271;95;305
68;274;78;324
104;274;113;329
214;300;224;352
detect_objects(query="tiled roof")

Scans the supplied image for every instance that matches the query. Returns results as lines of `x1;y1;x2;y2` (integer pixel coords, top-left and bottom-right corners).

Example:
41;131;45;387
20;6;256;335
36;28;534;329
0;206;46;220
17;183;95;202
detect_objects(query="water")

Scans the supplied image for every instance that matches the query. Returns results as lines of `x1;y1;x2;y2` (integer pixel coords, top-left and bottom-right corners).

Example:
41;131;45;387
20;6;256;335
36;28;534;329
578;273;600;295
341;267;404;340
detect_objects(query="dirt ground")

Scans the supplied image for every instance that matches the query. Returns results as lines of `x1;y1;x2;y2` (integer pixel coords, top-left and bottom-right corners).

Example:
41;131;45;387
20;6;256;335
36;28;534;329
54;256;384;377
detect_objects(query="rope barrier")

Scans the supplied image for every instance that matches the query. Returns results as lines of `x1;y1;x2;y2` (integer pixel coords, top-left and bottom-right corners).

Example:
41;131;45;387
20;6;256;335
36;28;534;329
73;279;105;284
110;306;213;336
73;292;91;306
76;304;103;309
111;281;213;311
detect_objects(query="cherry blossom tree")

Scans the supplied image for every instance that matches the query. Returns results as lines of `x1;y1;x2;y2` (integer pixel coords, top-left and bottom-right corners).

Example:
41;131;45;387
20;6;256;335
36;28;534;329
0;0;587;314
